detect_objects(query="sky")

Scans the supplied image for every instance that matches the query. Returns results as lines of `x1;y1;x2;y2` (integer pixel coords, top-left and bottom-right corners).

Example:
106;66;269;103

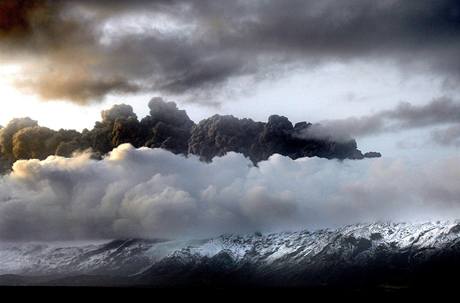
1;0;460;159
0;0;459;240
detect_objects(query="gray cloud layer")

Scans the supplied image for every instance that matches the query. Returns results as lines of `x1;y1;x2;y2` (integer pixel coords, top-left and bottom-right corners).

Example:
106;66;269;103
1;0;460;103
300;97;460;146
431;125;460;147
0;144;459;241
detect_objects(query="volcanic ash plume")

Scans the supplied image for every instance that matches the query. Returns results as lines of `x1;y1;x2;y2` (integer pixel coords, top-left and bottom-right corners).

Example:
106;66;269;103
0;97;379;174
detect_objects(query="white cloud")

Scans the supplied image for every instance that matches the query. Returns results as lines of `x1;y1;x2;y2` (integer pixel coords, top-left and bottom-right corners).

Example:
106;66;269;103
0;144;459;241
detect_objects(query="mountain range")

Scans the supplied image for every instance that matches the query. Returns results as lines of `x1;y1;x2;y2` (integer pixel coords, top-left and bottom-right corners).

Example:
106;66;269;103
1;220;460;290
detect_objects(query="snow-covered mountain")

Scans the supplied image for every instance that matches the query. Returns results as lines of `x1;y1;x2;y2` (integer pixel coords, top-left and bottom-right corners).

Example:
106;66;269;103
2;221;460;287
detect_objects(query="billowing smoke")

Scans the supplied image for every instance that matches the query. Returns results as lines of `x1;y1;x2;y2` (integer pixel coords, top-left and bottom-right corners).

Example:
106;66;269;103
0;117;87;171
0;144;458;241
0;97;377;173
1;1;460;104
190;114;381;163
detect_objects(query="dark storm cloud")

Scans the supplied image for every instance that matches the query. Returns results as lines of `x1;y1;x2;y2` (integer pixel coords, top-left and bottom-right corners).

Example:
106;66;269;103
301;97;460;145
0;0;48;39
1;0;460;104
0;0;145;103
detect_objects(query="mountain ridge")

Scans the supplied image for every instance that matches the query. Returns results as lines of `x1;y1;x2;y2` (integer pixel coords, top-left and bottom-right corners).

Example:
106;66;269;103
1;220;460;288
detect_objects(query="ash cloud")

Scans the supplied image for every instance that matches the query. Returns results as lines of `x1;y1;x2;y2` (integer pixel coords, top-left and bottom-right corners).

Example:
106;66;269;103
299;97;460;146
0;97;376;174
0;144;458;241
1;0;460;103
431;125;460;147
0;0;48;41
